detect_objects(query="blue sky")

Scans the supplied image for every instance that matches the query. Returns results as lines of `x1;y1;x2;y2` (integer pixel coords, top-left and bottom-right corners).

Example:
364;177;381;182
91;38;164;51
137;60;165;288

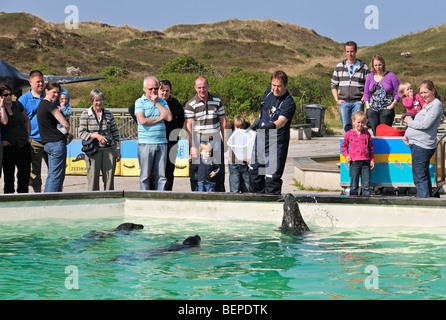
1;0;445;46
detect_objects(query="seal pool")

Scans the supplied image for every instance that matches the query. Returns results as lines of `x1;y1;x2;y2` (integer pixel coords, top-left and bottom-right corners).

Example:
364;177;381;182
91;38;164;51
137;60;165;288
0;191;445;299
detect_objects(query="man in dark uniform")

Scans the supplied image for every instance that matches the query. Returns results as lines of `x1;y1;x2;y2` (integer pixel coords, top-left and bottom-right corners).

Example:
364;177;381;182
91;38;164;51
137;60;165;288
248;71;296;194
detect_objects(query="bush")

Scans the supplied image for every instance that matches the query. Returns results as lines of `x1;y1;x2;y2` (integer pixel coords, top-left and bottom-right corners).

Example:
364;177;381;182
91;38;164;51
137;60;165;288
212;71;270;120
159;55;213;75
99;66;130;82
32;64;55;75
72;70;335;125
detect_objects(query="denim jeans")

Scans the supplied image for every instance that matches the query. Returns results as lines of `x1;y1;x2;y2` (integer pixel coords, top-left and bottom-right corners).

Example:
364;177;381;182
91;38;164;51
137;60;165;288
410;144;435;198
349;160;371;196
339;101;364;132
198;181;215;192
138;143;167;191
366;108;395;136
43;140;67;192
229;163;250;193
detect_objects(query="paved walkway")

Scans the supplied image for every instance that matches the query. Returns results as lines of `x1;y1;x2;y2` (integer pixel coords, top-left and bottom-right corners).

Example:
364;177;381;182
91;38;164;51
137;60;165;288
0;135;343;195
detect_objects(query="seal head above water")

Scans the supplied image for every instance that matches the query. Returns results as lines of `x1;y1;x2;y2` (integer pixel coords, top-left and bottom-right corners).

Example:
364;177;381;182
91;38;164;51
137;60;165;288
166;235;201;252
281;194;310;234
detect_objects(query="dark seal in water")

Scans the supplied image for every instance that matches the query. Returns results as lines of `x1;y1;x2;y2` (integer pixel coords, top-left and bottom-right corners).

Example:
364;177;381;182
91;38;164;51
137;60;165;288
281;194;310;234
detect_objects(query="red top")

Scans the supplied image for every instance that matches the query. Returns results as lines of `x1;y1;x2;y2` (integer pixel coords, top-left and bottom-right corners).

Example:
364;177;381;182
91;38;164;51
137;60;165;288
341;129;375;161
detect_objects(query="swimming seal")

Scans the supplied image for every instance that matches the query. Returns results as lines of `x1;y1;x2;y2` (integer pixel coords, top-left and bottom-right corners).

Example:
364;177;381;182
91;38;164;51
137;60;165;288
281;194;310;234
113;235;202;262
115;223;144;231
166;235;201;251
84;222;144;239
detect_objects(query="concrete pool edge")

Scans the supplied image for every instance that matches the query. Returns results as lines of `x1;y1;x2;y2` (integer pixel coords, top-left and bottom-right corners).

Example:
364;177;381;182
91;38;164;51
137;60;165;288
1;191;446;227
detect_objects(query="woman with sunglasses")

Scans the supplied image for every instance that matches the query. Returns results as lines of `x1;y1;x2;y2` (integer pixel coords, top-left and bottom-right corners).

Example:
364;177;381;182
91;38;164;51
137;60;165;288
0;84;32;193
157;79;184;190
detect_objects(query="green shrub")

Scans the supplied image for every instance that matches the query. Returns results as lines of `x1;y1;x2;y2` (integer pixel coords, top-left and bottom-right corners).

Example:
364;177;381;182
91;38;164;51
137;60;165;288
32;64;55;75
99;66;130;82
159;55;212;74
199;52;214;59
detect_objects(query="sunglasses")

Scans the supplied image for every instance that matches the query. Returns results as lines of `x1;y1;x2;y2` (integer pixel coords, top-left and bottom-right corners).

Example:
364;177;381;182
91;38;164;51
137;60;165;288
147;87;159;91
2;93;12;97
159;79;171;86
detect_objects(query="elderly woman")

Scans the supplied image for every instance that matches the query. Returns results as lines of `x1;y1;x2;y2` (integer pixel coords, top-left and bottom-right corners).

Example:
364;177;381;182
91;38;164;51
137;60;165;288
78;89;121;191
0;84;31;193
157;79;184;190
404;80;444;198
36;82;70;192
364;54;400;136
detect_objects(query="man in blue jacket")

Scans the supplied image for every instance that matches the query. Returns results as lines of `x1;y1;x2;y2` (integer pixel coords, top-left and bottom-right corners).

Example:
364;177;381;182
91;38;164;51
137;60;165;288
18;70;47;193
249;71;296;194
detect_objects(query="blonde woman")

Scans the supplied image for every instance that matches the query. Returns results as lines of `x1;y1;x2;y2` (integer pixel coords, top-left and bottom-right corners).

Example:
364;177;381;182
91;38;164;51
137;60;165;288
364;54;400;135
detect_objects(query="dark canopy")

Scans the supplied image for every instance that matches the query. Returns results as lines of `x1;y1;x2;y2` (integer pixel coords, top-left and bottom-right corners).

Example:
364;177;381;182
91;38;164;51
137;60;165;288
0;58;104;96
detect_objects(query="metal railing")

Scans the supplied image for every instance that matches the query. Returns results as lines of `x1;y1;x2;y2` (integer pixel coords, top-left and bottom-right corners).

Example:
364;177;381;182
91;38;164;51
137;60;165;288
70;108;137;140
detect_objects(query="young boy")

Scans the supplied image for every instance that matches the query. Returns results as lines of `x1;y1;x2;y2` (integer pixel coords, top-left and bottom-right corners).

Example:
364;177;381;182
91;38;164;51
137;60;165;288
228;115;250;193
57;89;74;144
197;141;220;192
341;111;375;196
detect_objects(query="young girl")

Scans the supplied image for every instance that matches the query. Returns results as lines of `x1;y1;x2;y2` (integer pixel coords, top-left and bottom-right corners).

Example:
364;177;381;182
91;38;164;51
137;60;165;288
399;83;425;146
341;111;375;196
398;82;425;116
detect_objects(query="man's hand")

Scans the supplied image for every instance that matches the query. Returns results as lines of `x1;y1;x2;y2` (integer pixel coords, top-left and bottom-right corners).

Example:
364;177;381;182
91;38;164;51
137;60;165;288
246;116;260;131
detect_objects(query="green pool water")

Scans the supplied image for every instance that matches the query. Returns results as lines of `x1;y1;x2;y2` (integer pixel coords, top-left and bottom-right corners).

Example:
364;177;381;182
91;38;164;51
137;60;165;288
0;217;445;300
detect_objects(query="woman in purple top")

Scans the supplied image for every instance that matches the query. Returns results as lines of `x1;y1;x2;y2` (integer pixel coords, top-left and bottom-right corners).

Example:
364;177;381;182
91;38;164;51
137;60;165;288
341;111;375;196
364;54;400;136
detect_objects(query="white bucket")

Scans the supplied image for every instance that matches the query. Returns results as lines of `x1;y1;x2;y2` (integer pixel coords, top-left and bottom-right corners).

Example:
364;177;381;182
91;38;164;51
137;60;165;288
227;130;256;162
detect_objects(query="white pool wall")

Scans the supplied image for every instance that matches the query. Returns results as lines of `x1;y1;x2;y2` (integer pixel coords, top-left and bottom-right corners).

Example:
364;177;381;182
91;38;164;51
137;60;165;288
1;191;446;228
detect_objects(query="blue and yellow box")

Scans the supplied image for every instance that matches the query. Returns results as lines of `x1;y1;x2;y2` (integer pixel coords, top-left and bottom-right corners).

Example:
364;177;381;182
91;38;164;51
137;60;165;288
66;140;121;176
174;139;189;177
340;137;436;187
66;139;188;177
120;140;140;176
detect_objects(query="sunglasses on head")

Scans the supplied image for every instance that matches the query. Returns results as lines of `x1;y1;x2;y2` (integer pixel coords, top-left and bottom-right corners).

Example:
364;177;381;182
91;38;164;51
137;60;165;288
159;79;171;86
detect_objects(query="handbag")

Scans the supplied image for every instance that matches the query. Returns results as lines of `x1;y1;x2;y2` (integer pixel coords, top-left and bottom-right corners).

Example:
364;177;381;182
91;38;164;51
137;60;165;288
81;138;98;156
369;72;393;111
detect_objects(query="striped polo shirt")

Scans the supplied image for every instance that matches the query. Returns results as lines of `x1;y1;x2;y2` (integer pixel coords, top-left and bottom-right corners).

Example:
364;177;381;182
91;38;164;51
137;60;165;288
184;93;225;134
135;94;169;144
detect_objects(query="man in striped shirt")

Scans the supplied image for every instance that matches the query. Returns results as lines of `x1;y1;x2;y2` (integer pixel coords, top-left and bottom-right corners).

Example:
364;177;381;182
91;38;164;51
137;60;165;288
185;76;227;192
135;76;172;191
331;41;369;132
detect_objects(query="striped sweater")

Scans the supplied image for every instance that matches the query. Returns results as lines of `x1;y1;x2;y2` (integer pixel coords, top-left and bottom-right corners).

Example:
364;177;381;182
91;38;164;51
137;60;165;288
78;107;120;147
331;59;370;102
